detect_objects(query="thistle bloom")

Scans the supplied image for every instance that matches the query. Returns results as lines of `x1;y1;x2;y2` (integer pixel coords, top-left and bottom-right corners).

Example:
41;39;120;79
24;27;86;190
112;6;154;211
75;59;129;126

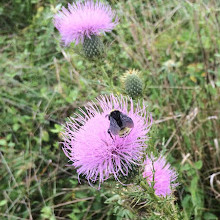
54;0;118;46
62;94;152;187
143;156;178;197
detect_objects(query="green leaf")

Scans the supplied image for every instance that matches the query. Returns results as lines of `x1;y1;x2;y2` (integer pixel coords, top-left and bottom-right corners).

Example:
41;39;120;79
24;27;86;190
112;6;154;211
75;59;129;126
181;163;191;171
8;142;15;147
41;206;56;220
105;195;121;204
50;124;62;133
167;73;174;86
42;130;49;142
195;160;203;170
190;176;198;204
13;123;20;131
214;53;220;57
0;200;7;206
203;212;218;220
0;139;7;146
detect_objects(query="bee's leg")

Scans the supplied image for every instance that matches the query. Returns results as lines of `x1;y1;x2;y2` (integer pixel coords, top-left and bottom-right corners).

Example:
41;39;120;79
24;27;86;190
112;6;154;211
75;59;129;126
108;129;114;140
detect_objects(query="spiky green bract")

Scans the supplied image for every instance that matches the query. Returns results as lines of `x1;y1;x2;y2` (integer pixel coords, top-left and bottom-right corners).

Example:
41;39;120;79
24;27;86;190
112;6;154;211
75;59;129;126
119;164;140;184
125;74;142;98
83;35;104;59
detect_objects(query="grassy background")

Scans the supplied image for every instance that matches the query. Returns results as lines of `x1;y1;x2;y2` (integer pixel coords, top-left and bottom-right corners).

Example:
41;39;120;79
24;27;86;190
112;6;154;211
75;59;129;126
0;0;220;219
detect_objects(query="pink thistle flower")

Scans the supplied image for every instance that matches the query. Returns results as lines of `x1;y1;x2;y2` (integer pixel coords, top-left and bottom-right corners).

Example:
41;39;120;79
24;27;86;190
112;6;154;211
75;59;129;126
62;94;152;188
54;0;118;46
143;156;178;197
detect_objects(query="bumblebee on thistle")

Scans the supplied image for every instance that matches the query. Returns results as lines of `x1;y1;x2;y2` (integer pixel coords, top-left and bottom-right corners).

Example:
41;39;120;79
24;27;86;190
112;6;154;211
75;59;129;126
62;94;152;188
54;0;118;58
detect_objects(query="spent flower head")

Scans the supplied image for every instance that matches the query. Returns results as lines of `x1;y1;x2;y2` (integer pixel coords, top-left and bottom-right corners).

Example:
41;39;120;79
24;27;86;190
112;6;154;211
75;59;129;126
143;155;178;197
62;94;152;188
54;0;118;46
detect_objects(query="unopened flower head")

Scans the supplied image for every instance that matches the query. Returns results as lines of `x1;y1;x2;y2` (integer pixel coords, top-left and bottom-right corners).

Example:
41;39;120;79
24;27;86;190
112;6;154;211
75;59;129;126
143;156;178;197
121;69;143;98
54;0;118;46
62;94;152;188
121;69;141;82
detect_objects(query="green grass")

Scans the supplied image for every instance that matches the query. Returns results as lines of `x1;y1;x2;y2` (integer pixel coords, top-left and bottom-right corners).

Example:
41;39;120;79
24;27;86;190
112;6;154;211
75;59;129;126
0;0;220;219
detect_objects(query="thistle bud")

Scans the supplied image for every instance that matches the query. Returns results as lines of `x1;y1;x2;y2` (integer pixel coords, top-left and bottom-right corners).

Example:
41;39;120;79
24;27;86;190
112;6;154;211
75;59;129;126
122;69;143;98
83;35;104;59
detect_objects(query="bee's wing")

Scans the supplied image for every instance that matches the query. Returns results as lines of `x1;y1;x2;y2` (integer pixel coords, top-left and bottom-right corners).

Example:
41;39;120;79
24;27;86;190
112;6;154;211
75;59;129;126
120;113;134;128
109;117;121;135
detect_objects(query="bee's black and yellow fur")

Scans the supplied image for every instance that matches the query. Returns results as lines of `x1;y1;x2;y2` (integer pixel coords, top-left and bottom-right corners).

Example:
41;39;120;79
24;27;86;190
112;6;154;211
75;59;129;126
107;109;134;139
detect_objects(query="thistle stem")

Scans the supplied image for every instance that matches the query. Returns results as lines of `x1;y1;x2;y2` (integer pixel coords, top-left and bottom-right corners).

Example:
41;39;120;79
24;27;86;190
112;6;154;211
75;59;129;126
101;66;113;88
139;181;178;220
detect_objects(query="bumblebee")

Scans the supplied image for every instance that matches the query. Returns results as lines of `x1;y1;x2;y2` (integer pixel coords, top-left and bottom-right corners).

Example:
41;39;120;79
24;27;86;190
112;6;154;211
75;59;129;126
107;110;134;138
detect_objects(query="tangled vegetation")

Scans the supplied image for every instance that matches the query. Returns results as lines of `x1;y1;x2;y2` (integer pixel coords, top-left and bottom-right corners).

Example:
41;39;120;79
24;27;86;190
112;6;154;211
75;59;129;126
0;0;219;219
